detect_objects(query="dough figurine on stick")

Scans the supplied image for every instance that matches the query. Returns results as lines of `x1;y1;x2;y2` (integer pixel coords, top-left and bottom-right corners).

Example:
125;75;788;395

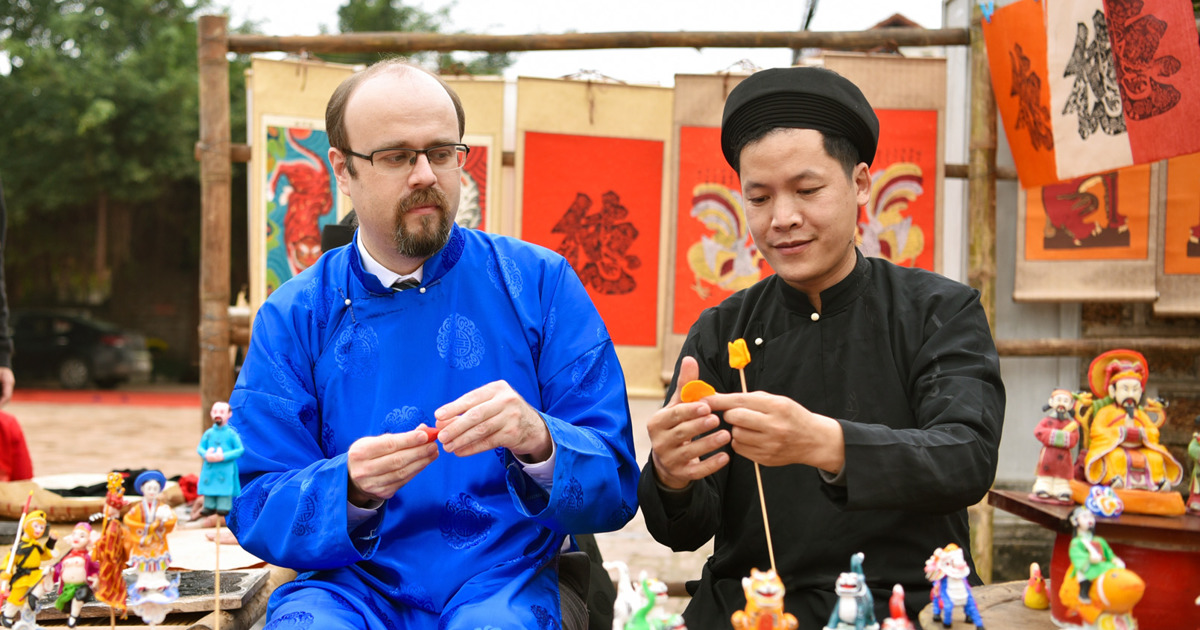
198;401;244;630
124;470;179;626
49;522;99;628
1;498;55;628
94;472;130;625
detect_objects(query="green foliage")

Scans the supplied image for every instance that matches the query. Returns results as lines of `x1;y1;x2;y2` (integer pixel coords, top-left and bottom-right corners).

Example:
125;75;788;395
0;0;209;216
326;0;513;75
0;0;252;305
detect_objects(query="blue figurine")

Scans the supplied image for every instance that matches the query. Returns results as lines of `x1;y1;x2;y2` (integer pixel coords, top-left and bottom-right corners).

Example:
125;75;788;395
825;552;879;630
924;544;984;629
197;401;244;517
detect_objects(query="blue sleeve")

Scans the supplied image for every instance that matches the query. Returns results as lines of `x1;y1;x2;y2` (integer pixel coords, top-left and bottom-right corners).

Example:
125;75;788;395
226;301;381;571
505;260;639;534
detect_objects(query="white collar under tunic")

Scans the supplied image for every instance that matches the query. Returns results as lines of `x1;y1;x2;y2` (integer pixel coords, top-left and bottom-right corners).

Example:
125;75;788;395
355;233;423;289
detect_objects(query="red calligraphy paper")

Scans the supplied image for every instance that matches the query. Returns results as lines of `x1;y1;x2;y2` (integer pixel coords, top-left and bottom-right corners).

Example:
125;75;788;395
521;131;663;347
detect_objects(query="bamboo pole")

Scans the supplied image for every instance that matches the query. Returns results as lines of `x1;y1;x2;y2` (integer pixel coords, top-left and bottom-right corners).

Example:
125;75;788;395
198;15;234;433
227;27;970;55
967;3;998;585
996;337;1200;357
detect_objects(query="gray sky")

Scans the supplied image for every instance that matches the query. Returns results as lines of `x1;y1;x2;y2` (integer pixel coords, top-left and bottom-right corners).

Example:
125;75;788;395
214;0;946;85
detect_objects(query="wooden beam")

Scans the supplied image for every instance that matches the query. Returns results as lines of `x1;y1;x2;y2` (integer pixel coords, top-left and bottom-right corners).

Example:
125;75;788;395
227;27;969;55
946;162;1016;181
198;15;234;432
996;337;1200;357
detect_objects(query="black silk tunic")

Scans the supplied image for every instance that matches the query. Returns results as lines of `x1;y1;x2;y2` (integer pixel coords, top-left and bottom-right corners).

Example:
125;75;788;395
638;251;1005;628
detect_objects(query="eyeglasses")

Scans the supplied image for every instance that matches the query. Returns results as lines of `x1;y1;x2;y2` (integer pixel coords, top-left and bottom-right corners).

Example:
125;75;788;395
342;143;470;173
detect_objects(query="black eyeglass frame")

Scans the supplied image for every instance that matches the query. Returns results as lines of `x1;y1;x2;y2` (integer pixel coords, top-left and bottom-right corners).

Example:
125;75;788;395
340;143;471;169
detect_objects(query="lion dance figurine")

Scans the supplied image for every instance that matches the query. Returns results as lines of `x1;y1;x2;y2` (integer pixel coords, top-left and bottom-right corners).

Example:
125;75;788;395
925;543;984;628
732;568;798;630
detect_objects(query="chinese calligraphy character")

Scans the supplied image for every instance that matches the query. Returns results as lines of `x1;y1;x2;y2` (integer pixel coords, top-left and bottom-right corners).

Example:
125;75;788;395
1062;10;1126;140
1010;43;1054;151
552;191;640;295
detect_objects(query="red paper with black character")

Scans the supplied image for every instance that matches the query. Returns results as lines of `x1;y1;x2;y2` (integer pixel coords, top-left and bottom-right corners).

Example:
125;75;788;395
672;126;769;335
1103;0;1200;165
862;109;939;272
521;131;663;347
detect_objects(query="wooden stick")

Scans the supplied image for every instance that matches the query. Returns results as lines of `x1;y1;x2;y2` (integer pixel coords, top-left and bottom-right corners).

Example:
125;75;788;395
739;368;776;574
214;520;222;630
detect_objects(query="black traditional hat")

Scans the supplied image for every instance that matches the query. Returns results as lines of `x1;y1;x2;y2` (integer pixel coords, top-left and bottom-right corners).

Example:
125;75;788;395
720;66;879;170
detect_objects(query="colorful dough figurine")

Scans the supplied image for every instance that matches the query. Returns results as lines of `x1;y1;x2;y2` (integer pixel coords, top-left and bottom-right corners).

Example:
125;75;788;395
93;472;130;617
0;507;55;627
824;552;878;630
731;568;798;630
197;401;244;518
881;584;915;630
1058;507;1144;628
924;543;984;629
1022;562;1049;610
1187;417;1200;514
1081;350;1182;492
49;522;99;628
1031;388;1080;503
124;470;179;626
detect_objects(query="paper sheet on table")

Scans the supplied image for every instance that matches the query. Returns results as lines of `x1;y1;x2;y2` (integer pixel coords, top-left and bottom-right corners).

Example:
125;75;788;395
168;526;266;571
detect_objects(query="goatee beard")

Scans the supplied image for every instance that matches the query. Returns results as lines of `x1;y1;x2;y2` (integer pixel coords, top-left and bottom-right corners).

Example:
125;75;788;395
393;187;452;259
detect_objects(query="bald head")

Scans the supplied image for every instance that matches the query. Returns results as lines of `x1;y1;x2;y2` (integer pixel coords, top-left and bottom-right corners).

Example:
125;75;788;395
326;59;466;176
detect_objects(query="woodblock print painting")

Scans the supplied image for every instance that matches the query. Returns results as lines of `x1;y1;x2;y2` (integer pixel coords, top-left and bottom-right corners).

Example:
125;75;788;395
1164;152;1200;275
863;109;938;271
520;131;663;347
1023;163;1151;261
457;133;491;231
672;125;769;335
263;116;340;296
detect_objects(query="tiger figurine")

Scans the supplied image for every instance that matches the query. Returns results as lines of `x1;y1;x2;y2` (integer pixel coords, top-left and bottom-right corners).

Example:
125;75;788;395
731;568;798;630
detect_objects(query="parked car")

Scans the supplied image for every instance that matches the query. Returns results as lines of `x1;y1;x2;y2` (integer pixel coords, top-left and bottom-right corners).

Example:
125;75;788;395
10;310;154;389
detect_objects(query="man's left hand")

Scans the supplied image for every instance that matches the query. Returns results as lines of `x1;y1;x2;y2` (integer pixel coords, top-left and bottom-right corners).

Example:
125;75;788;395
435;380;552;463
704;391;845;473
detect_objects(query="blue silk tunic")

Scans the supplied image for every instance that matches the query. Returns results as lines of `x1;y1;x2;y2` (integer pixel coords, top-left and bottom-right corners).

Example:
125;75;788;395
228;224;639;628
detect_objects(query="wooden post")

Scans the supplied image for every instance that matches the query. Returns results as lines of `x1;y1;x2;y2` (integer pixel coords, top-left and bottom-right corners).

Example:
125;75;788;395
197;15;233;433
967;3;998;585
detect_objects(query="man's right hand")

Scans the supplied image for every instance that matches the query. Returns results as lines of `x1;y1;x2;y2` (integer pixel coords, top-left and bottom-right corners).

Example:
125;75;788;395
346;426;439;507
648;356;731;490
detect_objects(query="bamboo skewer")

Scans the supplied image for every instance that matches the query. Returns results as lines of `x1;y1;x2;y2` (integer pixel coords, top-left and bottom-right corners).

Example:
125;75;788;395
729;339;775;574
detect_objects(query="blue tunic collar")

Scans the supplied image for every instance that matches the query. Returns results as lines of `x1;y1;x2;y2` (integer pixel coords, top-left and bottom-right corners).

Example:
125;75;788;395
348;223;468;295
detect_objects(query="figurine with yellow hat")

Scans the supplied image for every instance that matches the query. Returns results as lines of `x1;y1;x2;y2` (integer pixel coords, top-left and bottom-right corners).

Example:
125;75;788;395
0;508;56;627
1081;349;1182;492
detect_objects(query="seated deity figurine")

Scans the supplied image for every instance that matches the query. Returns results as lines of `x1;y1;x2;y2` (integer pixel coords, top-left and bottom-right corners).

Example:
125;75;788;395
1081;350;1182;492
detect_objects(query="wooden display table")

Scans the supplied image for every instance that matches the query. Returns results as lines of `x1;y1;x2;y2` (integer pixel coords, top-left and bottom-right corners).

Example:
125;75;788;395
918;580;1056;629
989;488;1200;629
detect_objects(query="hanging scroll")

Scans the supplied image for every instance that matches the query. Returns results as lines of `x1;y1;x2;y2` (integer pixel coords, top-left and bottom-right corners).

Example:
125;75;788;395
515;77;672;396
